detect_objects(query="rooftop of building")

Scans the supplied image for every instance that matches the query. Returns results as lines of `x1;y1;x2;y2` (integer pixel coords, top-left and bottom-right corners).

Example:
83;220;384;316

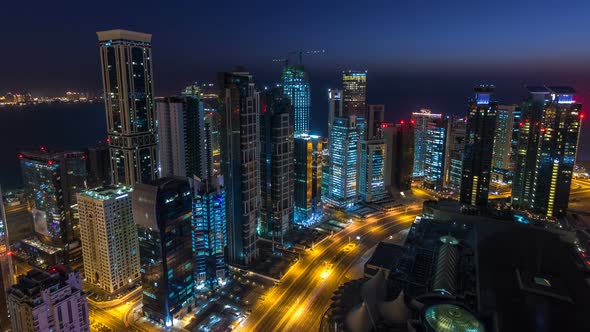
96;29;152;43
547;86;576;94
19;149;84;162
79;184;133;201
8;265;75;302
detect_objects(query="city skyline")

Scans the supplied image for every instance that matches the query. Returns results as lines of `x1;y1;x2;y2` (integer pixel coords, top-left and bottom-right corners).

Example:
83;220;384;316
1;3;590;331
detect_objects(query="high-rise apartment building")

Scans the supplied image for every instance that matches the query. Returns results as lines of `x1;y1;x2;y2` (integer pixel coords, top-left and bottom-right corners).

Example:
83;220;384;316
423;117;447;191
7;266;89;332
218;70;260;265
412;109;442;177
156;96;206;178
460;86;498;207
325;116;360;208
442;116;467;193
359;105;387;202
191;176;227;287
512;86;582;217
20;150;86;265
259;88;294;240
0;188;14;331
77;185;140;294
342;70;367;118
294;134;323;226
491;105;521;184
383;121;415;193
133;177;195;327
282;65;310;134
97;29;157;185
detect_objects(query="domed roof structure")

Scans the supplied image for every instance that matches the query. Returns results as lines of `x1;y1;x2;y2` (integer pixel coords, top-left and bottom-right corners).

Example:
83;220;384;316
424;304;485;332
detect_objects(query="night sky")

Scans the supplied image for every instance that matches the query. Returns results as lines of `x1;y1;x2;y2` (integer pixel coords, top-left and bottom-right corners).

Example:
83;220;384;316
2;0;590;159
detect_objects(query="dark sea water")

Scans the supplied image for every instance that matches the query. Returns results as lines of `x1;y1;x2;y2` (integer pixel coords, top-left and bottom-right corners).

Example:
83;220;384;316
0;102;106;190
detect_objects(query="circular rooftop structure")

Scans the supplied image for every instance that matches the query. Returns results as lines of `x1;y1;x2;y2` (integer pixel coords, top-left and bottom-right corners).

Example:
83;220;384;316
439;235;459;246
424;304;484;332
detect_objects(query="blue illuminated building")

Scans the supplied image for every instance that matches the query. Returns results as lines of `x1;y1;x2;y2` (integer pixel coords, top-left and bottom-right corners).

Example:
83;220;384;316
325;116;360;208
282;65;310;134
512;86;582;218
132;177;195;327
424;117;447;192
412;109;442;178
359;105;387;202
192;176;227;288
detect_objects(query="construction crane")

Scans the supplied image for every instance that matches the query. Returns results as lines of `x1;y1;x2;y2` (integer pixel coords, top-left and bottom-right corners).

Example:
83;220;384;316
272;49;326;66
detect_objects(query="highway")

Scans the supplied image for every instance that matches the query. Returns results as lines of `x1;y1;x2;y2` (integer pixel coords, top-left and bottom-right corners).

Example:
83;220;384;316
237;207;420;332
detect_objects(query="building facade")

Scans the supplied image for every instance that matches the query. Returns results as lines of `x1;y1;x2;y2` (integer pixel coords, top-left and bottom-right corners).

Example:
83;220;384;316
282;65;310;134
325;116;360;208
77;185;140;294
218;70;260;265
342;70;367;119
491;105;521;184
0;187;14;331
383;121;415;193
294;134;323;226
443;116;467;193
133;178;195;327
412;109;443;178
359;105;387;202
423;116;447;192
192;176;227;288
20;150;86;266
156;96;206;178
97;29;157;185
512;87;582;217
460;86;498;207
7;266;89;332
259;88;294;240
328;89;343;140
85;143;111;187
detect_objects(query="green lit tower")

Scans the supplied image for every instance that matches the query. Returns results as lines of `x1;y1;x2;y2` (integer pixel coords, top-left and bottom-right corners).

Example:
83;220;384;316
282;65;310;134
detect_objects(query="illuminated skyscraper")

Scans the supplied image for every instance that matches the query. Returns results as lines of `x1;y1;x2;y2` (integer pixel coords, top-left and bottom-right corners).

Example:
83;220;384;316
328;89;343;139
97;29;157;185
77;185;140;294
20;150;86;266
383;121;415;192
359;105;387;202
0;188;14;331
325;116;360;208
423;117;447;192
218;70;260;266
512;87;582;217
412;109;442;177
294;134;323;226
282;65;310;134
342;70;367;118
460;86;498;207
491;105;521;184
259;88;294;240
192;176;227;288
133;177;195;327
156;95;206;178
442;116;467;193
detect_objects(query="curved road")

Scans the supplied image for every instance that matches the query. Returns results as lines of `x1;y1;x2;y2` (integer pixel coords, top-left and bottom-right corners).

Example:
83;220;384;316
238;207;420;332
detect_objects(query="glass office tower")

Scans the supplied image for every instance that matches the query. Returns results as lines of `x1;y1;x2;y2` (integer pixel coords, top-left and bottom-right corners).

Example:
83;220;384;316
423;117;447;192
20;150;86;267
294;134;323;226
460;86;498;208
133;177;195;327
342;70;367;118
192;176;227;288
97;29;157;185
412;109;443;178
443;116;467;193
218;70;260;266
282;65;310;134
259;88;294;240
325;116;360;208
512;86;582;217
491;105;521;184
